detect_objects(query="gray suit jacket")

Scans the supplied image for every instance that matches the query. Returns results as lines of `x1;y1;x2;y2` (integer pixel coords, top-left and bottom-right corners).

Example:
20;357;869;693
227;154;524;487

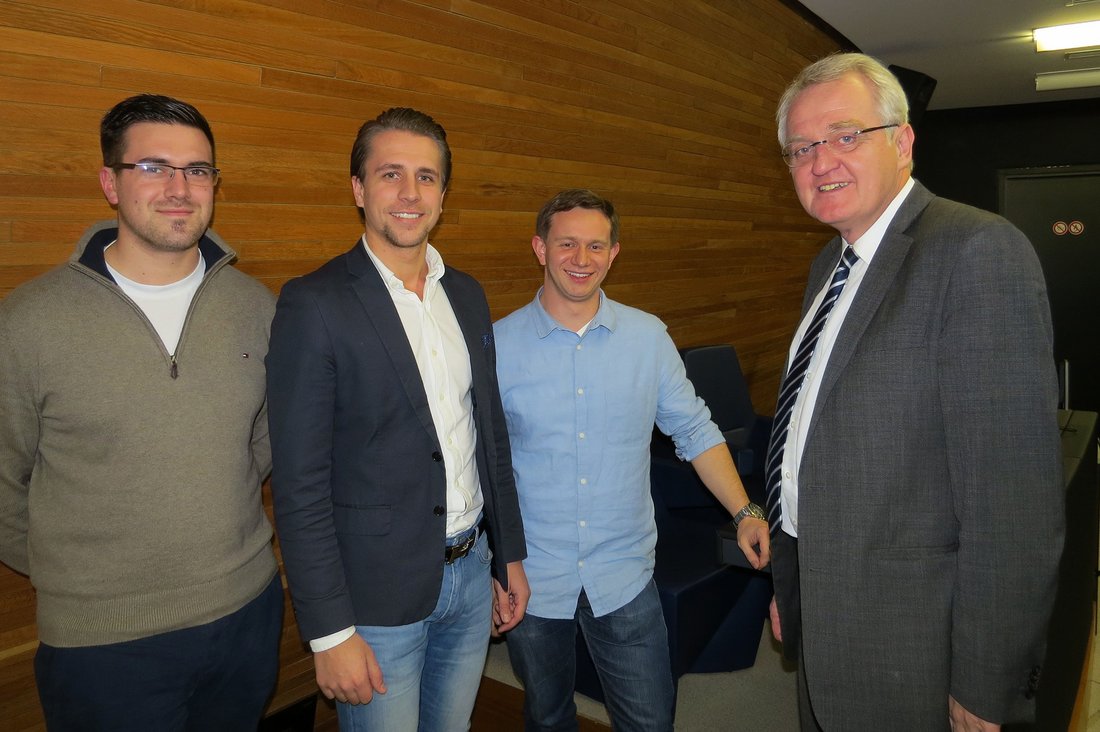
771;181;1064;727
266;241;526;642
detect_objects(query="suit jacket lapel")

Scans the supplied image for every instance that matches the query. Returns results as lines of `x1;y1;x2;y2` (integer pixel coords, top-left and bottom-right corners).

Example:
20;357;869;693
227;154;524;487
440;273;490;410
805;182;935;441
345;241;439;442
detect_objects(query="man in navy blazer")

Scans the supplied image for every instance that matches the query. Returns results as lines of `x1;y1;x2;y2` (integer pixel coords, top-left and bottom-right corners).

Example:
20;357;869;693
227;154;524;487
767;54;1063;730
267;107;528;730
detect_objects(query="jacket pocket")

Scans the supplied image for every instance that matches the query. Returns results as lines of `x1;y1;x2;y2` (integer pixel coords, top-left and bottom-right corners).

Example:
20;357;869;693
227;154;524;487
332;504;392;536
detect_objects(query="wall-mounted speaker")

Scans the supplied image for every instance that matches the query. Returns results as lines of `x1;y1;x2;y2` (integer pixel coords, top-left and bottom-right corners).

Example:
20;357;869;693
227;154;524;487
888;65;937;126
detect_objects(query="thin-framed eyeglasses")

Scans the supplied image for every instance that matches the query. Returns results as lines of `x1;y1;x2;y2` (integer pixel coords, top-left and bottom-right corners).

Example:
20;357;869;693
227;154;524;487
781;124;899;168
113;162;221;187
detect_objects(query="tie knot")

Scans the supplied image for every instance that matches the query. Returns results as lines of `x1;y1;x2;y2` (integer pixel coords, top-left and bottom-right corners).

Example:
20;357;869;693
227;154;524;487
841;245;859;268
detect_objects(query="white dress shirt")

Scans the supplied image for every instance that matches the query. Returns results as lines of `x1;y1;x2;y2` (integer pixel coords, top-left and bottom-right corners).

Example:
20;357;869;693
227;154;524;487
780;177;914;536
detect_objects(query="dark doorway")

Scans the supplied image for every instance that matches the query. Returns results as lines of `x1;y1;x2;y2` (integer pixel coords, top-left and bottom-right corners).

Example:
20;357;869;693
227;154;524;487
999;166;1100;412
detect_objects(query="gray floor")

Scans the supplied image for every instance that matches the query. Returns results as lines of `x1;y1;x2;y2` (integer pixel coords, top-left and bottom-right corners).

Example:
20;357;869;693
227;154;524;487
483;625;800;730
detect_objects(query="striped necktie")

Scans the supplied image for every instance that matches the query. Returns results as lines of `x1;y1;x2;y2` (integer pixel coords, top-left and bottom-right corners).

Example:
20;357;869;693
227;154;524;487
764;246;860;536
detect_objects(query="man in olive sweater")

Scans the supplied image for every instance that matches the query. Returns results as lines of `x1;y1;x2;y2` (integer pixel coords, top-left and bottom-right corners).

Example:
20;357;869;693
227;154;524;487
0;95;281;731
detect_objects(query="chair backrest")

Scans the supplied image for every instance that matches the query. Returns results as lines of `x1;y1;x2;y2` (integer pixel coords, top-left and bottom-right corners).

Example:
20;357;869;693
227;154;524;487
680;345;757;433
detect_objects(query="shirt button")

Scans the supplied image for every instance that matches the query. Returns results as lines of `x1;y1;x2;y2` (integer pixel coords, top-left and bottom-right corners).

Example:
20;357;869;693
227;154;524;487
579;520;586;527
580;478;587;485
576;344;582;350
433;505;445;516
432;451;443;462
578;560;584;567
784;470;792;479
577;388;584;395
578;432;585;440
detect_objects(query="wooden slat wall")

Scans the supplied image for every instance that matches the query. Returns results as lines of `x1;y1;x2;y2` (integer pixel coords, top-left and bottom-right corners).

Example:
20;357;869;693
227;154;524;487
0;0;838;728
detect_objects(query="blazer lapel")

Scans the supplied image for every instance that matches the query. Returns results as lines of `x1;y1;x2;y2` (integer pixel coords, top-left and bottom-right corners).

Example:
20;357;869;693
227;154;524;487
345;241;438;442
440;273;490;409
805;182;935;441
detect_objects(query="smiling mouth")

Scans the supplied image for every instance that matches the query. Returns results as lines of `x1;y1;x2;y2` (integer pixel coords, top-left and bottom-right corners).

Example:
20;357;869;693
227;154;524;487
818;182;849;192
566;270;593;280
391;212;422;220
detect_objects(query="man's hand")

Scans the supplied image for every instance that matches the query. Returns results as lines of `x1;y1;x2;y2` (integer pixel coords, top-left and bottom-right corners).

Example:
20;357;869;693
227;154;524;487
314;634;386;705
688;444;770;570
769;596;782;643
949;696;1000;731
492;560;530;634
738;516;771;569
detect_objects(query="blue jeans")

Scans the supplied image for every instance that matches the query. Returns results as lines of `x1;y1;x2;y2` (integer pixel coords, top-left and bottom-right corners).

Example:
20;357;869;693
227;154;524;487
34;573;282;732
506;579;674;732
337;528;492;731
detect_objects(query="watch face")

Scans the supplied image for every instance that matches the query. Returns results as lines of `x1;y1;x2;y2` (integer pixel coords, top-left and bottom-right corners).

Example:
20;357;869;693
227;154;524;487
734;503;763;526
735;503;764;525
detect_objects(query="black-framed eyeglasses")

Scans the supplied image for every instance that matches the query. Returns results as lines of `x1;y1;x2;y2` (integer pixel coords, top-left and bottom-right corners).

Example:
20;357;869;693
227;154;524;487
781;124;900;168
114;162;221;187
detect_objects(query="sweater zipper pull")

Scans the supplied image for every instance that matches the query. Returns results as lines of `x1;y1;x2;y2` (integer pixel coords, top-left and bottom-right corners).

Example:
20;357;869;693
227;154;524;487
170;355;179;379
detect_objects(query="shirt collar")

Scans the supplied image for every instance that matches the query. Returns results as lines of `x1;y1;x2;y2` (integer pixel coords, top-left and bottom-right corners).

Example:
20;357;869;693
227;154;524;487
530;288;617;338
360;235;446;293
846;176;915;264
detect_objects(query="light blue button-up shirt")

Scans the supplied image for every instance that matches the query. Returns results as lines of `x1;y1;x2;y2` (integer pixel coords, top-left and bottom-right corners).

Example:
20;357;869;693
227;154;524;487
494;291;724;618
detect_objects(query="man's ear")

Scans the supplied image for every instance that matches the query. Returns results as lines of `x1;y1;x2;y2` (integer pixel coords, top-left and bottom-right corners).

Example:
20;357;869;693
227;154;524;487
532;235;547;266
99;167;120;205
895;123;915;169
351;176;365;208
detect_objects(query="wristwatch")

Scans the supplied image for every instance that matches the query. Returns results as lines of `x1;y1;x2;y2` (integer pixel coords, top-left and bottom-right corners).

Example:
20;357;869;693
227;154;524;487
731;502;766;528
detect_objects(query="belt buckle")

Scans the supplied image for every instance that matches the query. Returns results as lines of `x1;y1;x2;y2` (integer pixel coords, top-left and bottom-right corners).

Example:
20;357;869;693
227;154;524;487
445;529;477;564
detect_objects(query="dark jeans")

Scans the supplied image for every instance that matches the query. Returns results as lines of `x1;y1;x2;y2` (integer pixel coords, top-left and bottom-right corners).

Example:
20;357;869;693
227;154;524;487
35;573;283;732
506;579;674;732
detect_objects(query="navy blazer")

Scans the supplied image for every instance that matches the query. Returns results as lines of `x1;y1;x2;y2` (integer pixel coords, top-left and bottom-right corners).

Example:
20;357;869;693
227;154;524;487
267;240;525;641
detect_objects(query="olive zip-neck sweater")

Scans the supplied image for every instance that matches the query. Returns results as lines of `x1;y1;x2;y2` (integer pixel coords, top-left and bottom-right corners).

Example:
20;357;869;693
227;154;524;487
0;221;277;647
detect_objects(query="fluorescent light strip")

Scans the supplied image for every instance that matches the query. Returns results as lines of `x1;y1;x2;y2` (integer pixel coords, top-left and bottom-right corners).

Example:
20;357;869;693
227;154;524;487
1035;67;1100;91
1035;20;1100;52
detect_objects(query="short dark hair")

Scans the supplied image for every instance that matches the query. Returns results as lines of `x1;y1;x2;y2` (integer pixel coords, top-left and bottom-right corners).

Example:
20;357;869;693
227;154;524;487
535;189;620;244
350;107;452;189
100;94;215;166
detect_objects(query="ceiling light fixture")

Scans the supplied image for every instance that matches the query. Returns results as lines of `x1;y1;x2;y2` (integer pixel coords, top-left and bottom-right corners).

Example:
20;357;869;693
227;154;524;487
1034;20;1100;52
1066;48;1100;60
1035;66;1100;91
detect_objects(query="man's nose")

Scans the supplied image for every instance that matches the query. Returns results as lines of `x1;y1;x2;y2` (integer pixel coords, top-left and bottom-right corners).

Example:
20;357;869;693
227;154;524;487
165;168;190;196
810;141;841;173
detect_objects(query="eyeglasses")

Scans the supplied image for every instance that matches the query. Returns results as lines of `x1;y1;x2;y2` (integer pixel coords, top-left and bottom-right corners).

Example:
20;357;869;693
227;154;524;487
114;162;221;187
781;124;899;168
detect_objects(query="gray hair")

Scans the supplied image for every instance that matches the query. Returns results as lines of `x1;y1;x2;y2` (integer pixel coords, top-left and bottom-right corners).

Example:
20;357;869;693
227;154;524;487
776;53;909;147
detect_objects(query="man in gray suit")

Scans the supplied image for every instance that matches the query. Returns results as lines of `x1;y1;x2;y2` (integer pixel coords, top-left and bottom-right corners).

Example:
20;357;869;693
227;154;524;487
767;53;1064;730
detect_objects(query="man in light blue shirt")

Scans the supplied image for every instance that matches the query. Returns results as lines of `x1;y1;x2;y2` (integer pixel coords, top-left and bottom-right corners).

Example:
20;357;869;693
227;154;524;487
494;189;770;731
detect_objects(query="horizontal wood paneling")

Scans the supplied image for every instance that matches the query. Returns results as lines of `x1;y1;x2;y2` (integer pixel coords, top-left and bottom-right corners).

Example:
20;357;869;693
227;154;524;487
0;0;839;728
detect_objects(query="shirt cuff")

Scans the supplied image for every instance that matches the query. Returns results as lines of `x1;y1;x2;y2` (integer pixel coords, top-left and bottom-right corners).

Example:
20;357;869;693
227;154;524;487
674;423;725;462
310;626;356;652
